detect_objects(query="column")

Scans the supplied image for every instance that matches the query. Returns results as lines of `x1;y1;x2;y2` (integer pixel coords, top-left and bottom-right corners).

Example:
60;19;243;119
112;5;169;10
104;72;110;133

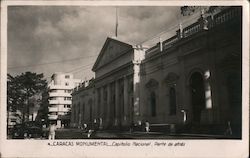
115;80;119;126
205;82;212;109
106;83;111;127
110;82;115;124
94;89;98;122
128;77;133;125
204;70;213;124
75;103;79;127
99;87;104;129
123;76;129;126
133;64;140;123
103;87;107;125
100;87;104;117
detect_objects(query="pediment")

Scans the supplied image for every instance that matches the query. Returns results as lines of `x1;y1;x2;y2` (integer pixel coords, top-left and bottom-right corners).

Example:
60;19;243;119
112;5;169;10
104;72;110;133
146;79;159;88
92;37;132;71
164;72;179;83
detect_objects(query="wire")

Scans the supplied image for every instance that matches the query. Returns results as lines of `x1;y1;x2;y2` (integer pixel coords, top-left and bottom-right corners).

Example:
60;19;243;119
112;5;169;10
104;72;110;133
137;12;201;46
65;62;94;73
70;66;94;75
43;62;94;81
8;54;97;69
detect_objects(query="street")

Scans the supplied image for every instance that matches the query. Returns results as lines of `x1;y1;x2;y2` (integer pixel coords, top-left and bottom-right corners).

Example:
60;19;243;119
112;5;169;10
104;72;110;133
53;128;234;139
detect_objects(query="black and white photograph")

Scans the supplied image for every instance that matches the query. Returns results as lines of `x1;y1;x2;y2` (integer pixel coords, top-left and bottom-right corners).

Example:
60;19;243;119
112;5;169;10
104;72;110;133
0;1;249;158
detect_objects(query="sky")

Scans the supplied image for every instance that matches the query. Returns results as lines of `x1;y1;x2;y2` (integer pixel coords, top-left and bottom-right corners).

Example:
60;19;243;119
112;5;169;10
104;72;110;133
7;6;196;81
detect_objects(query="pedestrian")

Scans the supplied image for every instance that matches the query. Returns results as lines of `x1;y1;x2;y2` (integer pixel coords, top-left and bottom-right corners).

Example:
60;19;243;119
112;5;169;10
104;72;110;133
99;118;103;129
224;121;233;136
83;123;87;131
87;129;93;138
93;119;98;130
129;123;134;133
145;120;150;133
181;109;187;124
49;123;56;140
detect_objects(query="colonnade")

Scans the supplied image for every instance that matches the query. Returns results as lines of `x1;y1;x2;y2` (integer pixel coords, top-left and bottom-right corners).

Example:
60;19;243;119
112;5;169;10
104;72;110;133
95;75;133;129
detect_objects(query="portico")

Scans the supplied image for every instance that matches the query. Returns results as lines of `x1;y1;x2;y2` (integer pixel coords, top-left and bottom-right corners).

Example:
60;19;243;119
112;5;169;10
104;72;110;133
92;37;147;130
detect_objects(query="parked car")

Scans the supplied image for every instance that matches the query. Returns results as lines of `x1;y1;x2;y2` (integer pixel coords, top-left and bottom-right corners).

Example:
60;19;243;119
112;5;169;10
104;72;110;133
12;121;44;139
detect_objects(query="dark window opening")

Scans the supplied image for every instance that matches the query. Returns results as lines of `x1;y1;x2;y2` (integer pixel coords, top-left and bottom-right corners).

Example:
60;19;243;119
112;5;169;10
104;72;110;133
150;92;156;117
169;87;177;115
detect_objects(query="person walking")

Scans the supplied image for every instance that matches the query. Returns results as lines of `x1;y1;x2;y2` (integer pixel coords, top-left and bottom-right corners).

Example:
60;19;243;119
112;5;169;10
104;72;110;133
145;120;150;133
49;123;56;140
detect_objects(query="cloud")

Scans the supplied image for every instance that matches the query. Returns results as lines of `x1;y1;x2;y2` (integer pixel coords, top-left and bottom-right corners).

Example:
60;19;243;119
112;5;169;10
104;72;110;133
34;20;62;39
7;6;183;80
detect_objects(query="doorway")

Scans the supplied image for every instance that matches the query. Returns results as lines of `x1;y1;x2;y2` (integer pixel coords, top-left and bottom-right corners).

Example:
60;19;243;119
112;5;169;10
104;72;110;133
190;72;206;123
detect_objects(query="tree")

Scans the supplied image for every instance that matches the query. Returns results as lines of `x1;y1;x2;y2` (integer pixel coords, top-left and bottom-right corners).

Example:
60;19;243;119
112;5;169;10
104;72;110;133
180;6;201;16
7;72;47;123
7;74;25;131
7;74;25;113
35;90;50;127
180;6;224;17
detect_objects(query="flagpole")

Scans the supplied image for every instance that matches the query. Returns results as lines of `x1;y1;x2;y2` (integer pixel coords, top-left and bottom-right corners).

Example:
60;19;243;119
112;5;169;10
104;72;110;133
115;7;118;37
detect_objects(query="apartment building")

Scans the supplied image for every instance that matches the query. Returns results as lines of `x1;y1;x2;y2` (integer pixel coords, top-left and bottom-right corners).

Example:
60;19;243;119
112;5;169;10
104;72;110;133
48;72;81;128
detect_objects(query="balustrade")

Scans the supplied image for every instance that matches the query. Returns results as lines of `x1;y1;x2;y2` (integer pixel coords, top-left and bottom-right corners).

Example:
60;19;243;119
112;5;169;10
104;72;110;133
145;7;240;55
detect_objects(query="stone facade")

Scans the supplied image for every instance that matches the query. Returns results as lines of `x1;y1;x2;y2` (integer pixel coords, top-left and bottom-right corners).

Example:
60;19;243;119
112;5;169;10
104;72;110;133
70;79;95;128
139;7;242;136
70;7;242;137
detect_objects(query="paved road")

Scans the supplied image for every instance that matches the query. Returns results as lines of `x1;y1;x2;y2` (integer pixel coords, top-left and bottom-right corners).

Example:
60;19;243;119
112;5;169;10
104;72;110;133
54;128;234;139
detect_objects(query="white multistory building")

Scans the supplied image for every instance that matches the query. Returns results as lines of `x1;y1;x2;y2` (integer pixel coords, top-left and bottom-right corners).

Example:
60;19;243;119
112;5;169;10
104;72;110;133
48;72;81;128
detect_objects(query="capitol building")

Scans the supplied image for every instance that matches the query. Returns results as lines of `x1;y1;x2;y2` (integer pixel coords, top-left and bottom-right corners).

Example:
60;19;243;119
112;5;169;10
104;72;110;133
70;7;242;137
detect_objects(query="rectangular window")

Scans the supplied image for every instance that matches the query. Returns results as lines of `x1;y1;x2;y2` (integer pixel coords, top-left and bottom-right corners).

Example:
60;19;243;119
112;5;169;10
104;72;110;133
50;97;57;100
64;90;72;93
64;97;71;100
64;105;71;108
50;89;57;93
50;112;57;115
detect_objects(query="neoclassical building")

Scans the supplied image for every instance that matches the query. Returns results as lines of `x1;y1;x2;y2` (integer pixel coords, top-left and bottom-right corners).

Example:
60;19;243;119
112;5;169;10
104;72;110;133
71;38;147;129
71;7;242;137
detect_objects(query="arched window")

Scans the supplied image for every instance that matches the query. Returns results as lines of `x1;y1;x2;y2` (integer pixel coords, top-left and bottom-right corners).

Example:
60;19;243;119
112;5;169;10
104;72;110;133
151;92;156;117
169;87;177;115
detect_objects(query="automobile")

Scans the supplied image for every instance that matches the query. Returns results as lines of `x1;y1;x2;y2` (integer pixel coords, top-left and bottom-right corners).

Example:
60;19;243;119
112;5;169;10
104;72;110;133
41;127;49;139
12;121;45;139
12;124;25;139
